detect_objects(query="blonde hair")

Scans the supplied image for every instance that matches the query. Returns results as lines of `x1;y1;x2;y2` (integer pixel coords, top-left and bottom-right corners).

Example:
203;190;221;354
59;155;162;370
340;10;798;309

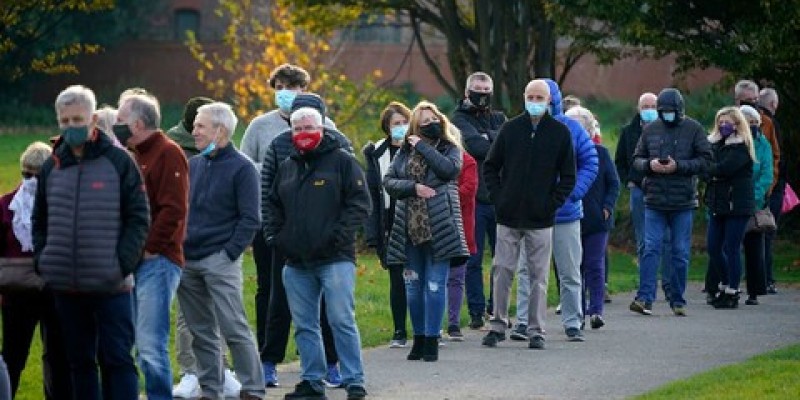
94;106;117;134
565;106;597;138
20;141;52;171
408;101;462;150
712;106;756;161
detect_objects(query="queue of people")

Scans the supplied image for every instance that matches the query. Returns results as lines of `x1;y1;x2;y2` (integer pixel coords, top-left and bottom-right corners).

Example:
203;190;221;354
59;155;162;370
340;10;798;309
0;63;792;400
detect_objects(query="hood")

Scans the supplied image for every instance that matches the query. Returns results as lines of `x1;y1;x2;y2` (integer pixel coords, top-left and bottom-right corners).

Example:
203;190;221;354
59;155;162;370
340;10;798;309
544;79;564;116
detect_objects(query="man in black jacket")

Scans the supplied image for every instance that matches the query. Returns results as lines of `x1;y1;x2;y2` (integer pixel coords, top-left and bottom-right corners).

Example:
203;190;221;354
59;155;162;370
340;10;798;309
481;79;575;350
263;107;370;400
451;71;507;329
630;88;712;317
615;92;674;302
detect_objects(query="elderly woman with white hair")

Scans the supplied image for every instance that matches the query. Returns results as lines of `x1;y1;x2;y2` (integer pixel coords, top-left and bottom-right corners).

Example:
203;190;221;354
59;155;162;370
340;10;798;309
565;106;620;328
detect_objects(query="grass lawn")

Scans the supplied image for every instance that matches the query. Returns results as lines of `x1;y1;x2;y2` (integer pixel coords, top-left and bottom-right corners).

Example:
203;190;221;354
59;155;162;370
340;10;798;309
1;132;798;398
635;343;800;399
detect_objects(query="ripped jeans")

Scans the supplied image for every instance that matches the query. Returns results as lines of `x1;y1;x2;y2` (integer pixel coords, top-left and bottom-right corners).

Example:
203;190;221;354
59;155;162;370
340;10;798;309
404;242;450;337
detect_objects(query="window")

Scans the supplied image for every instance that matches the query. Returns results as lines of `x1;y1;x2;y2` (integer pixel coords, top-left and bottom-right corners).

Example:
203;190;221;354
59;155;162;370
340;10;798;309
175;9;200;41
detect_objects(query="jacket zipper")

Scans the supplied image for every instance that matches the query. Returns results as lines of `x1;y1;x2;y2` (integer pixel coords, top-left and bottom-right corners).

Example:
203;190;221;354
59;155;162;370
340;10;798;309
72;162;83;290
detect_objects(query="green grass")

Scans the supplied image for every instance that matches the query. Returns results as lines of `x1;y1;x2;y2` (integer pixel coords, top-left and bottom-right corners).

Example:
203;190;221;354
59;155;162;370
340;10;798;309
634;344;800;399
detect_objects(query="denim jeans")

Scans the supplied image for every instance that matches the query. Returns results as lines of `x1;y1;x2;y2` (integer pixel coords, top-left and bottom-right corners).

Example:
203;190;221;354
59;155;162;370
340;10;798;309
405;242;450;337
134;255;182;400
706;215;749;290
54;291;138;400
465;202;496;316
637;208;693;306
283;261;364;387
630;187;674;296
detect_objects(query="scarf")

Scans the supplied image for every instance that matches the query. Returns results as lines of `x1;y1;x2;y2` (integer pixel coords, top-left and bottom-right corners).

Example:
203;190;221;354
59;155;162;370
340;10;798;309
406;148;433;246
9;178;37;252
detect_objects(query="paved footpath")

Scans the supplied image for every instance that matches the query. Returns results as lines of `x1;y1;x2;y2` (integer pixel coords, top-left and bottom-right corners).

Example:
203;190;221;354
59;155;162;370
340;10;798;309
267;284;800;399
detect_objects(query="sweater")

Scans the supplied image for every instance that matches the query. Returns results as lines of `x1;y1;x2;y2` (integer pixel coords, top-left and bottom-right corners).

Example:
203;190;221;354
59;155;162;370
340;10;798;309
580;145;621;235
132;131;189;266
184;143;260;261
483;112;576;229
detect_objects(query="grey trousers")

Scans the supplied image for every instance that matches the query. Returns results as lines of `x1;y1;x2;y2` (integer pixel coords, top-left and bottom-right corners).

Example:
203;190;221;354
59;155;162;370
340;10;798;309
552;221;584;330
490;224;553;336
174;302;231;376
177;250;265;399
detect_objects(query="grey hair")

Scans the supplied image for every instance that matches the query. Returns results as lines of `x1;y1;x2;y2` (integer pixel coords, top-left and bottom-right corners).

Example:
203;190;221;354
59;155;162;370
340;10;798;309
290;107;323;127
20;141;52;170
94;106;117;134
758;88;778;108
734;80;759;99
566;106;597;137
196;102;237;137
55;85;96;115
465;72;493;91
739;105;761;125
121;94;161;130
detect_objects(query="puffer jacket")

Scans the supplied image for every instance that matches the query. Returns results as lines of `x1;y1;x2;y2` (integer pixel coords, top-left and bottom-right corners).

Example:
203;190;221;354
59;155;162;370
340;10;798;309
544;79;599;223
752;128;774;209
32;132;150;293
383;139;469;267
703;133;755;217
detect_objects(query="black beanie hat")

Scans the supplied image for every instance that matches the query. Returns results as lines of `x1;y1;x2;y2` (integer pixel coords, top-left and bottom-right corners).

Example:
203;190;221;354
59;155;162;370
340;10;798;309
182;96;214;131
290;93;326;117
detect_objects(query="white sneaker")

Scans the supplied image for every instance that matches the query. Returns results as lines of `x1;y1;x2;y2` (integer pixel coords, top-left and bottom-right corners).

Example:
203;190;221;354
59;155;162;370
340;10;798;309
172;373;200;398
223;368;242;397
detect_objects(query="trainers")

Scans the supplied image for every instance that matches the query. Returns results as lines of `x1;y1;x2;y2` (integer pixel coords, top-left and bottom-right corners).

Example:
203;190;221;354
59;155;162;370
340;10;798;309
481;330;506;347
565;327;585;342
629;300;652;315
223;368;242;397
745;296;759;305
447;325;464;342
672;305;687;316
509;324;528;341
555;304;562;315
469;313;484;329
528;334;545;350
389;330;407;348
346;385;368;400
589;315;605;329
172;373;200;398
767;284;778;294
285;380;326;399
324;363;343;388
262;361;279;387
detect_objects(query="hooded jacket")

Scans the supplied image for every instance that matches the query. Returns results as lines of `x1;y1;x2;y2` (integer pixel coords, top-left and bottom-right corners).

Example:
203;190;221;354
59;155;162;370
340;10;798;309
632;89;712;210
264;133;370;268
544;79;599;224
451;99;507;204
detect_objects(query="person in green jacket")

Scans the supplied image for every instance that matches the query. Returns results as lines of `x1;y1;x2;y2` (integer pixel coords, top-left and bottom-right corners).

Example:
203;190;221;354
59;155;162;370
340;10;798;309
166;96;214;158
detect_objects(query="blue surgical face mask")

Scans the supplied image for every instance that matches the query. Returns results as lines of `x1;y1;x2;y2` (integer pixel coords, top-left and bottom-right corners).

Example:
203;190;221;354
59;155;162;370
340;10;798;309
199;128;219;157
275;89;298;113
661;111;676;123
640;109;658;123
62;126;90;147
526;101;548;117
390;124;408;141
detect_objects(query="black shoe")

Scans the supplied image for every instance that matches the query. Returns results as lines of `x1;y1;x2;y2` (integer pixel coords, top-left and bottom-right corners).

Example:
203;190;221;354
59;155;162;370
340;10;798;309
509;324;528;341
767;284;778;294
481;330;505;347
346;385;367;400
468;313;484;329
629;300;652;315
706;292;717;305
406;335;424;360
589;315;605;329
528;334;545;350
447;325;464;342
712;292;740;309
745;296;759;305
285;380;326;399
565;327;585;342
422;336;439;361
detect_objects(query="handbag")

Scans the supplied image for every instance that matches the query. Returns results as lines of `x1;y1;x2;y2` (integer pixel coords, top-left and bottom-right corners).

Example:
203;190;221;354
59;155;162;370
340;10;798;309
746;208;777;233
783;183;799;214
0;257;45;291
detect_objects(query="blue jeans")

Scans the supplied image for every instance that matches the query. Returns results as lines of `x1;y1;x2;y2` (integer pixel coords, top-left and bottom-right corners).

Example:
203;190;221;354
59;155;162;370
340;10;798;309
630;187;673;296
405;243;450;336
283;262;364;387
465;202;496;316
706;215;749;290
54;292;138;400
636;208;693;307
134;256;181;400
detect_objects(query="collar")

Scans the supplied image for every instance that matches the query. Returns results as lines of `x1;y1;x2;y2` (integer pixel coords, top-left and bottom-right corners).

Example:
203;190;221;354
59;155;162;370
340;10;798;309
133;130;165;154
204;142;235;160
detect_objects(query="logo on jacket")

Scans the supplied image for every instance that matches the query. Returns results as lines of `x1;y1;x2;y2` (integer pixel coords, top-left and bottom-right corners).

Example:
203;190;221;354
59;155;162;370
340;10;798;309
313;179;326;186
91;181;105;189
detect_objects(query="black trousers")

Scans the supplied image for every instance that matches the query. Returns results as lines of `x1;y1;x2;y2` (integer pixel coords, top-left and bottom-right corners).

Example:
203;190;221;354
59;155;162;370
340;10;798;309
1;289;72;399
387;264;407;335
743;231;768;296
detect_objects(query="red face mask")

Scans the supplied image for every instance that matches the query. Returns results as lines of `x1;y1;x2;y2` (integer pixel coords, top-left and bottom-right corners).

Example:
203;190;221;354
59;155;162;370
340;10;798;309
292;130;323;152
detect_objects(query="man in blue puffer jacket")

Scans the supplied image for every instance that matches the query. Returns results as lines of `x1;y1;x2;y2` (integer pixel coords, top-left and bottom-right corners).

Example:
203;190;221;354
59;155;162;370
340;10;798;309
512;79;598;342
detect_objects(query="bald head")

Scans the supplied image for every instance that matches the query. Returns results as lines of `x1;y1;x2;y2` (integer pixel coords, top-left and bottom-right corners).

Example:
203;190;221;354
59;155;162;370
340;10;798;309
524;80;550;104
638;93;657;111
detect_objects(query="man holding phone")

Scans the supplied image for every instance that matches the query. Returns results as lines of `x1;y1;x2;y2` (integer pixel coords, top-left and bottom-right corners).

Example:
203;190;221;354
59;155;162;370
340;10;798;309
630;88;712;316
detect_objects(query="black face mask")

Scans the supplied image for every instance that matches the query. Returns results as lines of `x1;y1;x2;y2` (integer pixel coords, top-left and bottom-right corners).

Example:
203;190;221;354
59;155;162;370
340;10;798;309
468;90;491;110
112;124;133;147
750;125;762;137
419;122;443;139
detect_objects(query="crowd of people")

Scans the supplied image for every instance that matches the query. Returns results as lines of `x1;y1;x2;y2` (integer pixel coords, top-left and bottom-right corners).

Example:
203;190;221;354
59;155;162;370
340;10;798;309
0;62;793;400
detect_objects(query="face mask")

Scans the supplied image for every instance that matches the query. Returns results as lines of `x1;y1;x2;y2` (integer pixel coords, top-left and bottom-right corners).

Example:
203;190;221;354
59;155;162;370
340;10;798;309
62;126;90;147
390;124;408;141
199;128;219;157
419;122;443;139
660;111;676;123
525;101;548;117
750;125;761;137
112;123;133;147
21;176;37;195
640;109;658;123
275;89;298;113
293;130;323;152
718;123;736;138
468;90;491;109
